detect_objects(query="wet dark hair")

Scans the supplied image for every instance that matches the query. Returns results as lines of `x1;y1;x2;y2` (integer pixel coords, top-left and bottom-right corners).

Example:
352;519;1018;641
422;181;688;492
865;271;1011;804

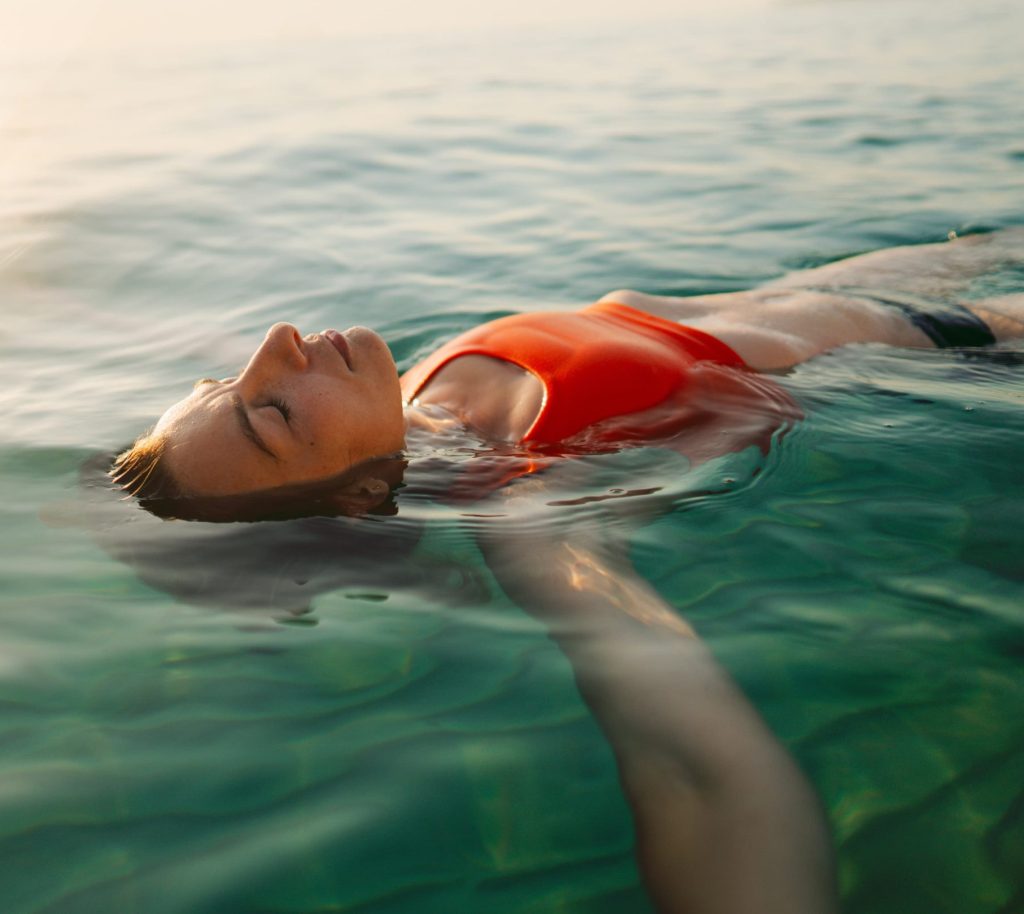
110;432;405;523
132;456;406;523
83;451;482;617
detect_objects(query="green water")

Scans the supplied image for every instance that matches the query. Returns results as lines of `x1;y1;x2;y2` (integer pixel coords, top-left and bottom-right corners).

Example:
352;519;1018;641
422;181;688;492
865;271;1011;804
2;0;1023;911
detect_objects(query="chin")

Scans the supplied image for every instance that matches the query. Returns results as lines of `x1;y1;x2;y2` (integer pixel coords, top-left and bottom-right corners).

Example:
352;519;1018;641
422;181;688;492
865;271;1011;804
349;325;386;347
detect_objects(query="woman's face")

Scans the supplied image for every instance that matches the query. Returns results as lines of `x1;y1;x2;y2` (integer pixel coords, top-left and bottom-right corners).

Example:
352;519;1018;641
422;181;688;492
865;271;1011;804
154;322;406;496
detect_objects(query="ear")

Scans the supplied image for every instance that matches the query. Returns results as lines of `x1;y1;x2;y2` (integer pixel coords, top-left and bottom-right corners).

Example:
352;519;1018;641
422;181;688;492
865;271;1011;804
329;475;392;516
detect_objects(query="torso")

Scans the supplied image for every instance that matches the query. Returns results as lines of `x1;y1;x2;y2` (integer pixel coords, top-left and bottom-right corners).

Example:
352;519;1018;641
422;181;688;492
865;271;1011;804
402;303;790;448
408;231;1024;444
410;288;933;444
412;354;543;442
598;287;933;370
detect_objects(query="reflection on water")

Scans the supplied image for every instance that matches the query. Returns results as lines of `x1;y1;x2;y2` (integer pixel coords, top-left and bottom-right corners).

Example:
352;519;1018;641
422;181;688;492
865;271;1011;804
1;0;1023;911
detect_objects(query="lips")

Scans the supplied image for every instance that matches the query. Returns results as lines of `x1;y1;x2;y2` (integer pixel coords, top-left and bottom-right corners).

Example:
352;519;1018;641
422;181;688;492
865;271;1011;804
324;329;352;370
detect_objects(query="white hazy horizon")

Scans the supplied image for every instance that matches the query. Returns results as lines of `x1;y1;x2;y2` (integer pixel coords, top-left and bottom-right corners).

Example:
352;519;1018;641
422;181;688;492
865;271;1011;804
2;0;778;60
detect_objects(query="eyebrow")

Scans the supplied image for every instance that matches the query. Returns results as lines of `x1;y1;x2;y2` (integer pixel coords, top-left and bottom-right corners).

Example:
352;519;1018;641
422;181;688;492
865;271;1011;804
231;394;279;460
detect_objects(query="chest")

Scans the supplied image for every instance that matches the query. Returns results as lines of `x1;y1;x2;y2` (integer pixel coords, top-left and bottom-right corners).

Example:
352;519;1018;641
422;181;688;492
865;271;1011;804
400;306;736;445
413;354;544;442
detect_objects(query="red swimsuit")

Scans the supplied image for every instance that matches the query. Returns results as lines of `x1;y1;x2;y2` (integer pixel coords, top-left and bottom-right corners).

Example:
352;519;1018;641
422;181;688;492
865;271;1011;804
401;301;794;448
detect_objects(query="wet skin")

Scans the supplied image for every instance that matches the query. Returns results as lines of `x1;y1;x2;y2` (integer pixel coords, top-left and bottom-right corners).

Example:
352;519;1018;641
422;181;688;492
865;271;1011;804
155;322;405;496
152;231;1024;499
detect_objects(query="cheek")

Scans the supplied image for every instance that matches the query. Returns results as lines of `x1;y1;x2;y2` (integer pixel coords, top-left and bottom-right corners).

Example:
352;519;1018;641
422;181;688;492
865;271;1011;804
298;393;348;458
304;375;401;461
348;390;402;453
378;379;406;438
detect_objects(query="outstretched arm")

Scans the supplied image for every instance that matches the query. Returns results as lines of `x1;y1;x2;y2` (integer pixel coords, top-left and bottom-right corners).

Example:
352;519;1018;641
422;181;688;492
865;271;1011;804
481;523;838;914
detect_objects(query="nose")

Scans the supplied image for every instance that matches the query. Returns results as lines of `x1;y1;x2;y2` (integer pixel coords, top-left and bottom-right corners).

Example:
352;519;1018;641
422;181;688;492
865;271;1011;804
240;322;308;384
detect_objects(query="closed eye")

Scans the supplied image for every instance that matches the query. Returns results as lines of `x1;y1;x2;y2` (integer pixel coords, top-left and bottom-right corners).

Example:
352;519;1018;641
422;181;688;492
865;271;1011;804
269;397;292;424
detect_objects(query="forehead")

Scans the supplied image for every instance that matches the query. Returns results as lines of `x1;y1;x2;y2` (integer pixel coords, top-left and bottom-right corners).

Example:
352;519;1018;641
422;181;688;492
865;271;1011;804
156;387;281;496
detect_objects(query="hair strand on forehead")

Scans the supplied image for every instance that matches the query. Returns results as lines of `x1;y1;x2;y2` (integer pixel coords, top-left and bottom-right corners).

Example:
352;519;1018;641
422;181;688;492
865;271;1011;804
110;432;182;502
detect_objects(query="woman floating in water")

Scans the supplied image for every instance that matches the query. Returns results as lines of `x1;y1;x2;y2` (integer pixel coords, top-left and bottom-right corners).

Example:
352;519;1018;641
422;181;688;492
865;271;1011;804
112;229;1024;914
114;229;1024;509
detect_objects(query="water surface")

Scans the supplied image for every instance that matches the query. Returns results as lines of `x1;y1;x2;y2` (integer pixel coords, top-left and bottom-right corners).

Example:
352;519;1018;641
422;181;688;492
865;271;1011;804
1;1;1023;911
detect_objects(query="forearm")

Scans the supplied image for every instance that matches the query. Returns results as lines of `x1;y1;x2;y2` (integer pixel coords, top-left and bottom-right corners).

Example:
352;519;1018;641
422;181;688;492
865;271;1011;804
571;631;837;914
483;531;837;914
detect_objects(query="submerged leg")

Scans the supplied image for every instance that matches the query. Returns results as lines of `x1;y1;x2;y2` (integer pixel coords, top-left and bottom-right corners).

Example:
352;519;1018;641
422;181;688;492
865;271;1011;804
768;227;1024;303
966;294;1024;342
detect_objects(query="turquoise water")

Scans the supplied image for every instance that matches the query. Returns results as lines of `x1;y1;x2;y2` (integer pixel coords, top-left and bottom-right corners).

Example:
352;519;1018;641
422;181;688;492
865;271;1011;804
2;0;1024;911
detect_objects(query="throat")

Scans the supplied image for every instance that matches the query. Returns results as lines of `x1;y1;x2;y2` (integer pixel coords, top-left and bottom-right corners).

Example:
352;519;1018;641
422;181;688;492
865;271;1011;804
411;354;544;442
